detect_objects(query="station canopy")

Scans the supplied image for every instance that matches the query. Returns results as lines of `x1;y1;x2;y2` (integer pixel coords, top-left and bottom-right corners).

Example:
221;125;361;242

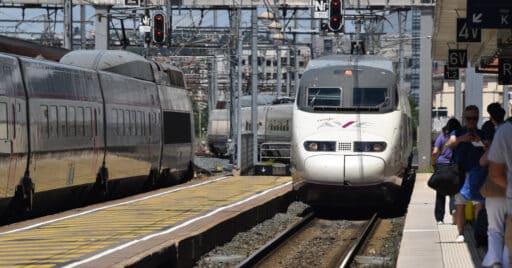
432;0;512;67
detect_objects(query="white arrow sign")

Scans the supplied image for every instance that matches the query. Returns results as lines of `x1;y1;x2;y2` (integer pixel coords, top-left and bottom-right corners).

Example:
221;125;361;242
473;13;482;23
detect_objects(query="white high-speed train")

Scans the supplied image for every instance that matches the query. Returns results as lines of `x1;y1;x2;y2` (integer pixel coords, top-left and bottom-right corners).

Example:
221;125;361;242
207;103;293;158
291;55;415;208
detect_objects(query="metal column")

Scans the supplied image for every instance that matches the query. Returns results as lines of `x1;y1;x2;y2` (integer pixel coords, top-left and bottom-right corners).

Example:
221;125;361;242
465;65;483;123
454;79;462;121
80;5;86;49
94;6;109;50
251;8;258;164
417;7;433;170
64;0;72;50
276;46;282;98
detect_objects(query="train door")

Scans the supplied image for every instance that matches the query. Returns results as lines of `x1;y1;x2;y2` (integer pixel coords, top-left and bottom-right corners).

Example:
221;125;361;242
0;92;23;198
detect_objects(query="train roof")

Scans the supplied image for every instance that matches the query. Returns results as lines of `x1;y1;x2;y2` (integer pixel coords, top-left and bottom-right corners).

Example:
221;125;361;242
59;50;154;82
305;55;394;73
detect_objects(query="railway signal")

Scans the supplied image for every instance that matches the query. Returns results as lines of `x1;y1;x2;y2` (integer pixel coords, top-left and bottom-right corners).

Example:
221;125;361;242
328;0;343;32
152;12;166;44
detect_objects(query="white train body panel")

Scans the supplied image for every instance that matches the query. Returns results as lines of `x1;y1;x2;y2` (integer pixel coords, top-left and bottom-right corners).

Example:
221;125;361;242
291;55;413;206
292;110;406;185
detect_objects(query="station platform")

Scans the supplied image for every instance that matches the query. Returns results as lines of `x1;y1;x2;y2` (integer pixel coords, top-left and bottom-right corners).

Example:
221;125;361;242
397;173;486;268
0;175;293;267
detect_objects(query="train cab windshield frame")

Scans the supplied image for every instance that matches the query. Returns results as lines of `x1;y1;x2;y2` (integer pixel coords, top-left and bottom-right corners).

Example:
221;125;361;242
297;66;397;113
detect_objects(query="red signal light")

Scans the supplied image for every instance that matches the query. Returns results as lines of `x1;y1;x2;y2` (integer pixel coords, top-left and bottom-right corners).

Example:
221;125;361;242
328;0;343;32
152;12;166;44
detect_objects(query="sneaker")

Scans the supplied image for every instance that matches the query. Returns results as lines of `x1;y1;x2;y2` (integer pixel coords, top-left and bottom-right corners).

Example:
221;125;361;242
455;235;465;243
437;221;444;225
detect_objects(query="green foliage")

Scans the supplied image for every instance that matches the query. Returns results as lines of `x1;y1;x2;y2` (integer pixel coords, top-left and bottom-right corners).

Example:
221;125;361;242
193;104;209;138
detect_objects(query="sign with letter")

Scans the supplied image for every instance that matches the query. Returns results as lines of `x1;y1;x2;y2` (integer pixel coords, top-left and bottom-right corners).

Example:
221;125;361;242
456;18;481;42
448;49;467;68
444;65;459;80
314;0;329;18
467;0;512;28
499;58;512;85
124;0;139;6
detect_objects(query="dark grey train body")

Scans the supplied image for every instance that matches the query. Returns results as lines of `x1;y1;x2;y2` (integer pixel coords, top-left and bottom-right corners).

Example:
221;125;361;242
0;50;194;218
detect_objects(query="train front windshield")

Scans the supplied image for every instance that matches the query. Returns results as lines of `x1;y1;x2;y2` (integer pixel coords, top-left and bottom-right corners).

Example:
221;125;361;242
297;65;397;113
302;87;391;112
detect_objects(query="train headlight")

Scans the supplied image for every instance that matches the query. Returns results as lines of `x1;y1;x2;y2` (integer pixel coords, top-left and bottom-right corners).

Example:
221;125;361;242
353;141;387;152
304;141;336;152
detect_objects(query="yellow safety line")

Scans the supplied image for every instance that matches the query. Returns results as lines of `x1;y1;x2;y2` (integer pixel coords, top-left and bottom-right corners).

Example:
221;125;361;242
0;176;291;267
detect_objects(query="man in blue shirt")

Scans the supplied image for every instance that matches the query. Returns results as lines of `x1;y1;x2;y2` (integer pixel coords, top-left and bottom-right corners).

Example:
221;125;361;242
446;105;485;243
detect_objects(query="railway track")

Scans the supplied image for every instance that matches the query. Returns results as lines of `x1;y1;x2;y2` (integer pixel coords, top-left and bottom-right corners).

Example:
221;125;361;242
237;213;379;268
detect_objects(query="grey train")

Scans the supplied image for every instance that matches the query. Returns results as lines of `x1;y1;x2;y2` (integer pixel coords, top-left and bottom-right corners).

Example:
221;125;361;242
0;50;194;218
291;55;415;209
207;103;293;157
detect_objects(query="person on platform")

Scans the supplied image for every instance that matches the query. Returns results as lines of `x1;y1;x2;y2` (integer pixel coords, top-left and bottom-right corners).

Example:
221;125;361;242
431;118;461;224
488;106;512;266
480;103;507;268
446;105;486;243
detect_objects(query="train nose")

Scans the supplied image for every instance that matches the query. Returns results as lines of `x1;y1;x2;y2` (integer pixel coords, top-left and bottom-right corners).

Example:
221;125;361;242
344;155;385;183
304;155;344;183
304;155;385;184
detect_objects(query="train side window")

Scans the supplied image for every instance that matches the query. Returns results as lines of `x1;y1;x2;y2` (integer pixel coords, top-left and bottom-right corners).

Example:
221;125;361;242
85;107;92;137
94;109;98;137
137;111;142;136
130;110;136;136
40;105;49;138
49;106;57;138
68;106;76;136
117;109;123;136
59;106;67;137
12;104;15;138
124;110;129;136
148;113;152;135
141;111;145;136
77;107;84;136
112;108;116;136
0;102;7;140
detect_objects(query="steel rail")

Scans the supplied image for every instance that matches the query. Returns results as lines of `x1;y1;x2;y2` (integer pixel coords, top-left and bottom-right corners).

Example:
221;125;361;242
236;211;315;268
337;213;379;268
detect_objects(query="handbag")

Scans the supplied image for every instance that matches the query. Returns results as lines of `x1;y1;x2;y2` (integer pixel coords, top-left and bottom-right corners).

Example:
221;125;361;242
427;163;464;195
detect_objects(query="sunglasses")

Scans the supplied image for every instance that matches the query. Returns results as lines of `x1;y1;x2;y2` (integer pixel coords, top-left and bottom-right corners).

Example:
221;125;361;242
465;116;478;121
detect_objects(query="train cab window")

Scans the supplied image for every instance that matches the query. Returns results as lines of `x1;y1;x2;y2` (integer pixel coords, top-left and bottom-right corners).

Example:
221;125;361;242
77;107;84;136
59;106;67;137
40;105;49;138
85;107;92;137
353;88;389;108
307;88;341;107
68;106;76;136
0;102;7;140
49;106;57;138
